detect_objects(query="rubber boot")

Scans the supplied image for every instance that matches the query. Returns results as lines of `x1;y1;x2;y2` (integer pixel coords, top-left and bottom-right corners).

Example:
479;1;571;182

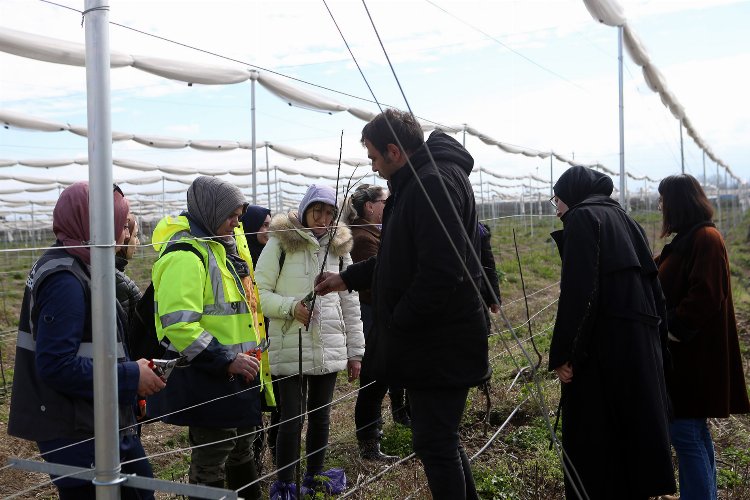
358;438;399;462
226;461;262;500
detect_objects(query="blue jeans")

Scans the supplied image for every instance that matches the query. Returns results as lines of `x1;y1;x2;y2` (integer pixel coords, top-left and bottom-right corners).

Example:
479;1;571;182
670;418;716;500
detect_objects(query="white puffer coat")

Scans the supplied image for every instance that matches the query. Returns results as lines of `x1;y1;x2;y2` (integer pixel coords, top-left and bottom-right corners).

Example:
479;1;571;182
255;212;365;376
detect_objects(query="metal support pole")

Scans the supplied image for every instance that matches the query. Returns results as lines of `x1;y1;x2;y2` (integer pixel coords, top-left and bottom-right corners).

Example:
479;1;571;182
724;167;729;229
265;143;271;209
274;165;280;213
716;161;722;231
680;122;685;174
529;183;534;237
30;202;36;261
84;1;121;498
250;71;258;204
617;26;627;212
549;155;554;197
161;175;166;218
479;166;485;219
702;151;706;187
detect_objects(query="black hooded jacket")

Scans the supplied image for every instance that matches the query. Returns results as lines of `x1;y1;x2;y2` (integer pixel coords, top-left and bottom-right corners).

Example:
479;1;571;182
549;166;675;498
549;167;667;370
342;131;490;389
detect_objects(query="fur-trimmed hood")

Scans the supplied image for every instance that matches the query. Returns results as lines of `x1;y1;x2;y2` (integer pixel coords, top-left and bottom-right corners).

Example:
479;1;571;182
269;211;353;257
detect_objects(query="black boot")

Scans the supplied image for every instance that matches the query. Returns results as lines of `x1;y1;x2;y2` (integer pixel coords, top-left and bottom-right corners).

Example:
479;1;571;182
226;461;262;500
390;387;412;427
392;405;412;427
358;438;399;462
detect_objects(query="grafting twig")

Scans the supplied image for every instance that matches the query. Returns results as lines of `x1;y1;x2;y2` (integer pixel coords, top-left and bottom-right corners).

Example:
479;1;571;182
513;228;542;370
304;131;362;330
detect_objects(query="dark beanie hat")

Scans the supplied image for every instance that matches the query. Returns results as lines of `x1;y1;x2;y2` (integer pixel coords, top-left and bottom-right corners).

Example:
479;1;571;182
187;176;247;235
553;166;614;209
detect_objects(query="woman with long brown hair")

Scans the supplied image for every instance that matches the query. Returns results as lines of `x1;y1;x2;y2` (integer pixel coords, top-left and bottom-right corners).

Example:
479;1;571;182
655;174;750;500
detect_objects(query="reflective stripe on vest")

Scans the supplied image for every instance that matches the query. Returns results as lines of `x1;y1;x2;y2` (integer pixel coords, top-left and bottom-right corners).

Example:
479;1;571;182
32;257;76;281
160;310;203;329
160;237;246;320
16;329;125;359
167;332;258;358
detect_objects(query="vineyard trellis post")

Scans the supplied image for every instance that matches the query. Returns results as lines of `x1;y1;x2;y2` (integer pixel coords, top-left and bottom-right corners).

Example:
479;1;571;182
250;70;259;204
84;1;121;497
717;160;722;232
618;25;627;212
680;121;685;174
265;142;271;210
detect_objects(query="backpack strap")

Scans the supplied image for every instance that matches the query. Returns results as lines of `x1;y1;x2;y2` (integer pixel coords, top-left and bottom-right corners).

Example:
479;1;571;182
146;242;204;358
161;242;205;266
279;250;286;271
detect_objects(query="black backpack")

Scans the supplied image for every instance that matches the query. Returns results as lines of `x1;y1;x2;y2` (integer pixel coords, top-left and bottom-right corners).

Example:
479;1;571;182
128;242;204;361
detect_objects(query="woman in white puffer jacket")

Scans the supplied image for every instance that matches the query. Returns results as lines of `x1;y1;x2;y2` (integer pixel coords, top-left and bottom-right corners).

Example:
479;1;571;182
255;184;364;498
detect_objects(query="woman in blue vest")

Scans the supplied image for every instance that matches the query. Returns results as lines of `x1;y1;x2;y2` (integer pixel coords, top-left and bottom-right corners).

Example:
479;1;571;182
8;182;165;499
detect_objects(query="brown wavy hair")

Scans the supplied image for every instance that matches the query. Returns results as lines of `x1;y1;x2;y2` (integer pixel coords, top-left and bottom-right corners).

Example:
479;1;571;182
658;174;714;237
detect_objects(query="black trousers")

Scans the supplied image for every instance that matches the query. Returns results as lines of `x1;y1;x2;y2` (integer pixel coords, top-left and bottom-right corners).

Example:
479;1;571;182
408;386;478;500
355;303;408;440
275;372;337;483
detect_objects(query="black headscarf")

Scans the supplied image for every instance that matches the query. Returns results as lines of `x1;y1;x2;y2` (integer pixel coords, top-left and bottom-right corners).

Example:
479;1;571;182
553;166;614;209
240;205;271;266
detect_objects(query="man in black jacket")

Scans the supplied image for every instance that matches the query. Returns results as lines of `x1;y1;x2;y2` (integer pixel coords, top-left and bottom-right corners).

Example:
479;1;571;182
316;109;489;500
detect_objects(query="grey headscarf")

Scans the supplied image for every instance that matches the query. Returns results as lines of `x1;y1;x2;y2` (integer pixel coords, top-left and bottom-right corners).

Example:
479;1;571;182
187;176;247;236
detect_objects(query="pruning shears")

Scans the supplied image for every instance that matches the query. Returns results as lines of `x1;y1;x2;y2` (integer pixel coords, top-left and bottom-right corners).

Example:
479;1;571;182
302;290;315;311
245;337;270;361
148;355;188;381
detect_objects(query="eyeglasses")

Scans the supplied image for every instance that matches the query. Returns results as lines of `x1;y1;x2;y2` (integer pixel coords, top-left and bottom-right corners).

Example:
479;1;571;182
113;183;124;197
549;196;557;208
372;199;387;204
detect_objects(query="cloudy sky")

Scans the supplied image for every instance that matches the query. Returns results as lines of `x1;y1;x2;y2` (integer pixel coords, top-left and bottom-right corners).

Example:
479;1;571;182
0;0;747;216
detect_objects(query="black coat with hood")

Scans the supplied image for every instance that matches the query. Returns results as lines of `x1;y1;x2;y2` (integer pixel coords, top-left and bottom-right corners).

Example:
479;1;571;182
342;131;490;390
550;166;675;499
